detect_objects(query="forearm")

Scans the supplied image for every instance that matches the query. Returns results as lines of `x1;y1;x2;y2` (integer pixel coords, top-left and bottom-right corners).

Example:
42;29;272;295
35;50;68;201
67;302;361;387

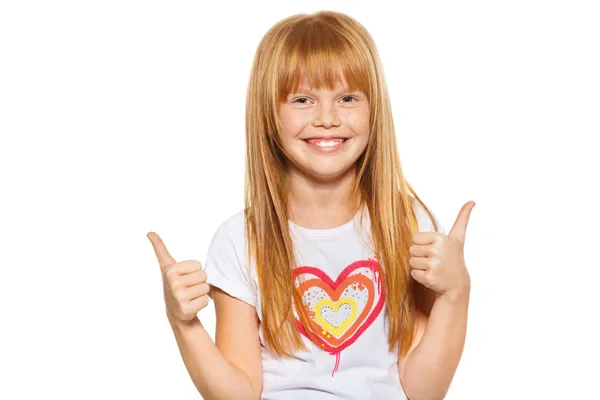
168;315;259;400
402;291;470;400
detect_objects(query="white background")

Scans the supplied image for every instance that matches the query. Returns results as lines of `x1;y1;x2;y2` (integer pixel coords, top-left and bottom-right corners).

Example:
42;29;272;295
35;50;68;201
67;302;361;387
1;1;599;398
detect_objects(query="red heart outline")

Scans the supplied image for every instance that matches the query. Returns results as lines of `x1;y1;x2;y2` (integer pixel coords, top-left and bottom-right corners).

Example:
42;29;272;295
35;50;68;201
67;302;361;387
293;258;385;354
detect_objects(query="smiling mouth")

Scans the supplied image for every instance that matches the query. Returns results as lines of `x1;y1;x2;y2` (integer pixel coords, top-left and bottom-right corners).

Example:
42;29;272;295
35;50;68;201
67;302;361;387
301;137;349;152
302;138;348;148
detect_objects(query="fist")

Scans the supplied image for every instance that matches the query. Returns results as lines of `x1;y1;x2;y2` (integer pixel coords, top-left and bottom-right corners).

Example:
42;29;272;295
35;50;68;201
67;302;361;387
409;201;475;300
147;232;210;322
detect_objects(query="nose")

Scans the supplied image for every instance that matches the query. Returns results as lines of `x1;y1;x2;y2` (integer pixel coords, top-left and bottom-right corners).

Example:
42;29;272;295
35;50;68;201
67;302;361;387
312;102;341;129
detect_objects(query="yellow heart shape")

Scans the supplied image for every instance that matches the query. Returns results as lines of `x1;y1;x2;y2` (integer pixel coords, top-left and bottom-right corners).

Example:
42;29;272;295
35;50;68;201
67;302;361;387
315;297;358;337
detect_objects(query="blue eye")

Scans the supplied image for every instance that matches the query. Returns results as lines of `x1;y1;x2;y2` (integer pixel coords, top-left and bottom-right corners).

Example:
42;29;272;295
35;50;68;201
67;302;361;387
292;96;357;104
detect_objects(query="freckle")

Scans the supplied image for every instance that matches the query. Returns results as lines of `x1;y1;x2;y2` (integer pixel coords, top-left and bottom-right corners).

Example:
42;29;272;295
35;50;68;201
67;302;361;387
322;344;325;347
322;329;327;335
327;334;331;338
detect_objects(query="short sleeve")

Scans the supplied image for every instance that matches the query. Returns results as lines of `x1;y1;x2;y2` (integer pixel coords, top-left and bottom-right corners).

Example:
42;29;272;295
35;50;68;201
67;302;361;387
412;199;446;234
203;220;256;307
429;210;446;234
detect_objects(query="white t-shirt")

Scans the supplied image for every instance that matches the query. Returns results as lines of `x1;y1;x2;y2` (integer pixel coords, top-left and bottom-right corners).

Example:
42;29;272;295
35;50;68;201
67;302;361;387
204;200;444;399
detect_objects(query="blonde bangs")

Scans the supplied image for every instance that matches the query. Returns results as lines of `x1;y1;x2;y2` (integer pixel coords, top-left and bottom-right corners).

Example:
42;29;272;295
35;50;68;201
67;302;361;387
273;23;374;107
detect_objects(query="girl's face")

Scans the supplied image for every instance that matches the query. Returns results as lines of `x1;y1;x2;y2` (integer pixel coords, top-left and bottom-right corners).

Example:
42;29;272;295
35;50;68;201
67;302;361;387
277;76;370;183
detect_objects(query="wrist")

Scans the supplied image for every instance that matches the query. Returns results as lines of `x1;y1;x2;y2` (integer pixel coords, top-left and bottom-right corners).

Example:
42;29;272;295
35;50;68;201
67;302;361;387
440;286;470;305
167;311;201;329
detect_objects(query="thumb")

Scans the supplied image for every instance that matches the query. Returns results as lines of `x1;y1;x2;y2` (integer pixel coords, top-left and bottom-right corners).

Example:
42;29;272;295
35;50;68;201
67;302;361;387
147;231;177;271
448;201;476;243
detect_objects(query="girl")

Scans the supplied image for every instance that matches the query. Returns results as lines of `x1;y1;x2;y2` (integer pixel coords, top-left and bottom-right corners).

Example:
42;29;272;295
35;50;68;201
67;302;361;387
148;10;474;400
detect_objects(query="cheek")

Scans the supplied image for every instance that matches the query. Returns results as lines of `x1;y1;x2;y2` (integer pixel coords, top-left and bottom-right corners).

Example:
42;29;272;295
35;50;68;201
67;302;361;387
342;109;370;135
279;113;310;139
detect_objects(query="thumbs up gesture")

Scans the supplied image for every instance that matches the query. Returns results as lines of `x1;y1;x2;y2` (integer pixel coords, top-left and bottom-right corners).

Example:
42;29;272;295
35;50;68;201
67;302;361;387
409;201;475;300
147;232;211;322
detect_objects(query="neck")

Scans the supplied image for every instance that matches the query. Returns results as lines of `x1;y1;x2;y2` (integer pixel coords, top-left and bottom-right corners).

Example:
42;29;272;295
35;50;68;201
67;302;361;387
286;166;361;229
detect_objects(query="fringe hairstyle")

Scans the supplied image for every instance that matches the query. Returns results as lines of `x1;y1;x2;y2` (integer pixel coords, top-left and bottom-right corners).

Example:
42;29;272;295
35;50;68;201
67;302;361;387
244;10;441;358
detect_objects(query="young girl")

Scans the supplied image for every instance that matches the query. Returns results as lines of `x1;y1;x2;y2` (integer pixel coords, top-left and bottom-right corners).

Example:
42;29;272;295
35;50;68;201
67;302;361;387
148;10;474;400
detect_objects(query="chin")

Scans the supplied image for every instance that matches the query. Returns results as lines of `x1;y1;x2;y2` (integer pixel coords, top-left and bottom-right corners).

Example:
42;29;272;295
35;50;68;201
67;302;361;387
303;164;356;183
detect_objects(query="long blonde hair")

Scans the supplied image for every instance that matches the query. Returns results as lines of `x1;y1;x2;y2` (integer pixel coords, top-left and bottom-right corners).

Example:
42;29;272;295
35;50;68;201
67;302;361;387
244;11;441;357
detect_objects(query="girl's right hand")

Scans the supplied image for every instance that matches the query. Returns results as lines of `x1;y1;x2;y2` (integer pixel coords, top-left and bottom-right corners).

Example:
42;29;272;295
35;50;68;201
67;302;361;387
147;232;210;323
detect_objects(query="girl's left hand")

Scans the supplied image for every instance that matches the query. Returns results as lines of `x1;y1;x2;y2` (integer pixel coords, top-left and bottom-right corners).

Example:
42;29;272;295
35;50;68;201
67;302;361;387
409;201;475;300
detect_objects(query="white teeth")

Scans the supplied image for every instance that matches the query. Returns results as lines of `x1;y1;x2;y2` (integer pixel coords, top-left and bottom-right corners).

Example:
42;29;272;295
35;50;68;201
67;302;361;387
315;140;343;147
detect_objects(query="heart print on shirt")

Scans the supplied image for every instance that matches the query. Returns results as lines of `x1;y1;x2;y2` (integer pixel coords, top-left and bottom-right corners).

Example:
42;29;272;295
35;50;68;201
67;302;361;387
293;257;385;376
